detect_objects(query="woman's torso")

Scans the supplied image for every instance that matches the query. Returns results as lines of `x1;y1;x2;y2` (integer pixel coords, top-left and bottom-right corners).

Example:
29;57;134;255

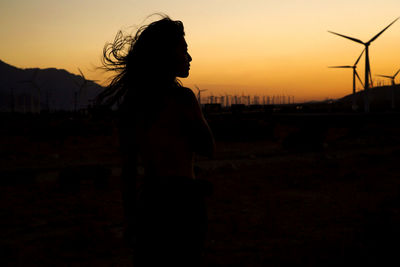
126;88;196;179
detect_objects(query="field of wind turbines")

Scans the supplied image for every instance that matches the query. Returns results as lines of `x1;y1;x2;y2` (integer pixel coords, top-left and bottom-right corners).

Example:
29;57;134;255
2;17;400;267
327;17;400;112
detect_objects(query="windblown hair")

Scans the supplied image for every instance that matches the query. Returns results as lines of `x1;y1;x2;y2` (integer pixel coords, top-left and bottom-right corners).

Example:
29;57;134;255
96;15;185;109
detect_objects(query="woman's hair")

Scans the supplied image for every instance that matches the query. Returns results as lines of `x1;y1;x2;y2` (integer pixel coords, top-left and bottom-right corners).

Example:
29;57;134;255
96;15;185;108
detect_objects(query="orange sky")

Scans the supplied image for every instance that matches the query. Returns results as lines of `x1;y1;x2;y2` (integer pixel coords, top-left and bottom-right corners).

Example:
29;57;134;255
1;0;400;102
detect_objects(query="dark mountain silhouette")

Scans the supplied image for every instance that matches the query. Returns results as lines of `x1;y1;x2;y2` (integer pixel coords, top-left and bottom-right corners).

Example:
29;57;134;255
0;60;104;112
337;85;400;110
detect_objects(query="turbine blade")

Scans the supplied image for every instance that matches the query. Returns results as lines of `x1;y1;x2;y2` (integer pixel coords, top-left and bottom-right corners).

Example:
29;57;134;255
78;68;85;79
354;49;365;66
393;68;400;78
376;75;393;79
355;70;364;87
328;31;364;44
369;69;373;87
366;55;371;86
368;17;400;43
328;66;352;68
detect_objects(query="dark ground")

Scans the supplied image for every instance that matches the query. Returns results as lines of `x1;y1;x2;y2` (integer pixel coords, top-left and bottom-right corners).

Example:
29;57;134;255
1;112;400;266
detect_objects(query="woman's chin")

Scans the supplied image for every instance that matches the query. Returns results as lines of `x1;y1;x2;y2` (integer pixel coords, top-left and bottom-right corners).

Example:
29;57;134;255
177;71;190;78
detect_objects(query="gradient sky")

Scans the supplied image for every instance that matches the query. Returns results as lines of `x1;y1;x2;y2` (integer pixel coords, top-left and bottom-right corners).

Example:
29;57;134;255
1;0;400;102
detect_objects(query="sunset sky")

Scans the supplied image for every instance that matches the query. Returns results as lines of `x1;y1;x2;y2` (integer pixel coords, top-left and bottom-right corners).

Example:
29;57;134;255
1;0;400;102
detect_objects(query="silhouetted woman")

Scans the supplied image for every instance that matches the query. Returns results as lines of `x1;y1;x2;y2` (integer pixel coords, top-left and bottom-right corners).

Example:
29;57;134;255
96;15;215;266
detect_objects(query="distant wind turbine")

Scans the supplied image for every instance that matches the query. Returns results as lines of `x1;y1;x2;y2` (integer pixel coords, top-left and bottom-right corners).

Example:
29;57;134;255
224;93;231;107
328;17;400;112
376;68;400;109
329;49;365;110
21;68;41;113
195;85;207;105
74;68;99;111
219;95;225;107
376;68;400;86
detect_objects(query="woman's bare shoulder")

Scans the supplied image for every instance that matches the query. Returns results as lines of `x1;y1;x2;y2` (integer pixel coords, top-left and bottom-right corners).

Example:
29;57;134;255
172;86;195;99
173;86;198;106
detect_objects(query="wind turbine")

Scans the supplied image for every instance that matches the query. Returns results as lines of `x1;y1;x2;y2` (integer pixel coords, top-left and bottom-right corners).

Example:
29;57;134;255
329;49;365;110
224;92;231;107
376;68;400;86
74;68;99;111
209;94;214;104
219;94;225;107
376;68;400;109
194;85;207;105
20;68;41;113
328;17;399;112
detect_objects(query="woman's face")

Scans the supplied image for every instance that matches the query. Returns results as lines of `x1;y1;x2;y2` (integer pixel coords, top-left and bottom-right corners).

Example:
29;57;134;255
175;37;192;78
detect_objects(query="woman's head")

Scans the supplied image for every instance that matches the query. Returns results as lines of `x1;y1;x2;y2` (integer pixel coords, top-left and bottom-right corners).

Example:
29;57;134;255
127;17;190;79
97;15;191;107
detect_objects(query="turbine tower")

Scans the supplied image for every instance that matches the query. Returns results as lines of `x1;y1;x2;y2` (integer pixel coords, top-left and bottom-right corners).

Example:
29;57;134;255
328;17;399;112
376;68;400;109
329;49;365;110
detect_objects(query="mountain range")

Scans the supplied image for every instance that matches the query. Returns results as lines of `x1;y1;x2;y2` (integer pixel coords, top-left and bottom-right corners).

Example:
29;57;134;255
337;84;400;110
1;59;399;113
0;60;105;112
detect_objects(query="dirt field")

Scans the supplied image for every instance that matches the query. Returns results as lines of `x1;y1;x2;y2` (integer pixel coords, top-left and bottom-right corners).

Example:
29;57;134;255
1;112;400;266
